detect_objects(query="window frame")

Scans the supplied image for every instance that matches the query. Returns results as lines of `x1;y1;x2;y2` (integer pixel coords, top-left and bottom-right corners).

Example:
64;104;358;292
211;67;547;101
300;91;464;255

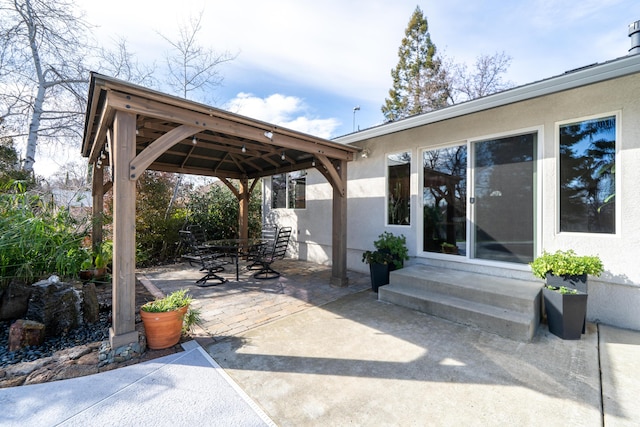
556;111;620;235
271;170;307;210
386;150;412;226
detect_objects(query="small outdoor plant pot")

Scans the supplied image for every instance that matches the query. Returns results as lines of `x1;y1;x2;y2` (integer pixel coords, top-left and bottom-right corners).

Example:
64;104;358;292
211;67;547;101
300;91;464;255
543;287;588;340
369;263;390;292
140;289;200;350
530;249;603;340
362;232;409;293
546;272;588;293
140;306;188;350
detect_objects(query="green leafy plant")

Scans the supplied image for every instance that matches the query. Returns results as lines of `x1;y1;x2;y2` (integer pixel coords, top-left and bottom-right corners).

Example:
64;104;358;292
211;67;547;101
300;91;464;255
361;232;409;269
94;240;112;269
0;181;90;286
548;286;579;295
141;289;201;333
530;249;604;280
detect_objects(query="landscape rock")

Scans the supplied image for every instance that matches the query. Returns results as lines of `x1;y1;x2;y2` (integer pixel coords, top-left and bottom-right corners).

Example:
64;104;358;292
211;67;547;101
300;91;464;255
82;282;99;324
8;319;45;351
0;283;32;321
27;278;81;336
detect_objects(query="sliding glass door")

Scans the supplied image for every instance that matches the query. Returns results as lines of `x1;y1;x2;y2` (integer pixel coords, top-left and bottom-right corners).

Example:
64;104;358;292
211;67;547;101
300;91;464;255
472;133;536;263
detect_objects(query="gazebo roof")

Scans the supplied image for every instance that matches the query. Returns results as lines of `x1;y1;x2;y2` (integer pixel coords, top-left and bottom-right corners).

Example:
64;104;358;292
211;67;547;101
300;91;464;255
81;72;357;349
82;72;359;180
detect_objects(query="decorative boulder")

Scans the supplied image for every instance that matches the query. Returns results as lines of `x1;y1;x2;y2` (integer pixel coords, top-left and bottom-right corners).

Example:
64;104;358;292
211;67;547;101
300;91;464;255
9;319;45;351
0;282;33;321
81;282;100;324
27;276;81;337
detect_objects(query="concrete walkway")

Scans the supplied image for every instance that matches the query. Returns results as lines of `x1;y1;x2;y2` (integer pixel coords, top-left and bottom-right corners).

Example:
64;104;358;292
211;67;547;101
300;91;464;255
0;341;275;426
2;260;639;426
203;291;640;426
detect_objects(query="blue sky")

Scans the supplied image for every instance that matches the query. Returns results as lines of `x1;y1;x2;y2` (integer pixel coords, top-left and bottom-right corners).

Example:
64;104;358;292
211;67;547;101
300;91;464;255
35;0;640;177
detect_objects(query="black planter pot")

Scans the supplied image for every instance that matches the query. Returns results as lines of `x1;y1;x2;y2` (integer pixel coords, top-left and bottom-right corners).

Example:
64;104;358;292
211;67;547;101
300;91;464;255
545;272;587;293
543;287;588;340
369;263;390;292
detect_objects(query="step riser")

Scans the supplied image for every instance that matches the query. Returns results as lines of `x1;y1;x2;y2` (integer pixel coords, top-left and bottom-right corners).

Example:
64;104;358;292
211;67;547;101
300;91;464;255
390;271;540;313
380;265;543;342
379;288;537;341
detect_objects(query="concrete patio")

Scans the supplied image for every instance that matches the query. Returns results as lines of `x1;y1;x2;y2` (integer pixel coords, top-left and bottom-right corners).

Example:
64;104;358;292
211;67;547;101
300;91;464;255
139;259;640;426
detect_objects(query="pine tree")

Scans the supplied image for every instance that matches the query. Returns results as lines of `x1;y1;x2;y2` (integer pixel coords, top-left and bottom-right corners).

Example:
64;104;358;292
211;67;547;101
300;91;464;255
382;6;450;122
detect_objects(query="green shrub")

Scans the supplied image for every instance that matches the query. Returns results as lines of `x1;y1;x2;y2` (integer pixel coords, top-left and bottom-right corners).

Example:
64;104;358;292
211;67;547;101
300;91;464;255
362;232;409;269
185;181;262;240
0;181;89;286
530;249;604;280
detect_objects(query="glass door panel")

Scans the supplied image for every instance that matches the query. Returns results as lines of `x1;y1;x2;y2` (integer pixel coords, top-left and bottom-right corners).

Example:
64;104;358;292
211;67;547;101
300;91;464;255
472;134;535;263
423;145;467;255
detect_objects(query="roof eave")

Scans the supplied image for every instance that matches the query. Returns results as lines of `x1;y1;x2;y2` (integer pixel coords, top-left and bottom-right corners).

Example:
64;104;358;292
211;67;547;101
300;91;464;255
336;54;640;144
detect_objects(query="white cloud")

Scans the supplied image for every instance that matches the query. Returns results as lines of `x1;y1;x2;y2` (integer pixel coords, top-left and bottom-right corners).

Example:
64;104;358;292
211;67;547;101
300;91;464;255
225;92;340;138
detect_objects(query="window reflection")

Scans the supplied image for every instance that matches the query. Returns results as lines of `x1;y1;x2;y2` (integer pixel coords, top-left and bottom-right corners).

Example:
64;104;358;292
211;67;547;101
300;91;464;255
272;171;307;209
388;152;411;225
423;145;467;254
559;116;615;233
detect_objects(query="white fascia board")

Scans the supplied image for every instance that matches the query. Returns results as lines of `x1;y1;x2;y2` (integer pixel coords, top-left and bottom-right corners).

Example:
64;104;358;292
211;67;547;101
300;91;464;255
335;54;640;145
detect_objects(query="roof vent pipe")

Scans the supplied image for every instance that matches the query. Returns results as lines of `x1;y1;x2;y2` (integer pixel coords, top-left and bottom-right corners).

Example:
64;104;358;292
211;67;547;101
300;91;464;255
629;20;640;55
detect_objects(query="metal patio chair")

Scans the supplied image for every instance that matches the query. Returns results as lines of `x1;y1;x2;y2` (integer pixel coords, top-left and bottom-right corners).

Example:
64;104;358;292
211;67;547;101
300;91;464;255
246;225;279;271
252;226;292;280
179;230;227;286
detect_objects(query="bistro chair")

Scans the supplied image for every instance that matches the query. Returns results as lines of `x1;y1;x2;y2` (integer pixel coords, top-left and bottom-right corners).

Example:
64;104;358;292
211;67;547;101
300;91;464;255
179;230;227;286
252;226;292;280
246;225;279;271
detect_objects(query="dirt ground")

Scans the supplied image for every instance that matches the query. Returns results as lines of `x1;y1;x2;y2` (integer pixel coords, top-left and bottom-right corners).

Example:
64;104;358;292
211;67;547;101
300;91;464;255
0;278;186;388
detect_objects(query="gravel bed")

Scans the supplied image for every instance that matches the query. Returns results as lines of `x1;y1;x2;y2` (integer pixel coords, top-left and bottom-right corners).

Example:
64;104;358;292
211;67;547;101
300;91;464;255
0;312;110;368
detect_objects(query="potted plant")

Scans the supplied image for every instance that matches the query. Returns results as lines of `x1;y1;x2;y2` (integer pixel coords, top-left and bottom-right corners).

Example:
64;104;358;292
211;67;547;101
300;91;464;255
441;242;458;255
140;289;201;349
362;232;409;292
530;250;604;340
79;241;112;281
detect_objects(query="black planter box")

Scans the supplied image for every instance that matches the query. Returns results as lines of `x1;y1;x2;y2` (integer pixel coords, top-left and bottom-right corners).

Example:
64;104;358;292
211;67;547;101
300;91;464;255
545;272;587;294
369;263;390;292
543;287;588;340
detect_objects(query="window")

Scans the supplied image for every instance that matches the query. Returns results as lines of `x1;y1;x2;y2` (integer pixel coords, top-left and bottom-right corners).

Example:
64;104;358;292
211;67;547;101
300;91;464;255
388;151;411;225
271;171;307;209
423;145;467;254
559;116;615;233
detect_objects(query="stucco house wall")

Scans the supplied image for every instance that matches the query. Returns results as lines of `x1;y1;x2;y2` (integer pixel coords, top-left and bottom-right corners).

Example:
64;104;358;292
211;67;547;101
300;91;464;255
265;58;640;331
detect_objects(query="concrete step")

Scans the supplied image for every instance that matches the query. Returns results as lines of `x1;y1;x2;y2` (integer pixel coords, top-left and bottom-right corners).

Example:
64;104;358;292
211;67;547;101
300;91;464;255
378;265;543;341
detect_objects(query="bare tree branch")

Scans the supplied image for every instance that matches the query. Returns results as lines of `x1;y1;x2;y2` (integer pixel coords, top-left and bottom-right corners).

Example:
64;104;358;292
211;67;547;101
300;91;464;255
0;0;90;171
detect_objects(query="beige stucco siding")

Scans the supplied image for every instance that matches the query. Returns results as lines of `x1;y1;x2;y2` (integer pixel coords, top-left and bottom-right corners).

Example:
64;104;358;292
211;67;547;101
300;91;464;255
266;72;640;330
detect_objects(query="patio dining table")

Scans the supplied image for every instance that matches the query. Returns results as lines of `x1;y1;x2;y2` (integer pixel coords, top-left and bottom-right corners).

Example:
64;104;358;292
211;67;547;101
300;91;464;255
204;238;265;281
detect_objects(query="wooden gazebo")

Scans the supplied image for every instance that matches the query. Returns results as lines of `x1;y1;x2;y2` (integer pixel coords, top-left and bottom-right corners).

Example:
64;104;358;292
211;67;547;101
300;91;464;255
81;73;359;349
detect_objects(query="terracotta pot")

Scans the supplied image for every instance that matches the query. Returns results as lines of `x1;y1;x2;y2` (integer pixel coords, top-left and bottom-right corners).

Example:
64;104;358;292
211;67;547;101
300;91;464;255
140;305;188;349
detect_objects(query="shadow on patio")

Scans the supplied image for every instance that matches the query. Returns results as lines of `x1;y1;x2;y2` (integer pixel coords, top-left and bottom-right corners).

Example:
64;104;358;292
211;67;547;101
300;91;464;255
139;258;605;425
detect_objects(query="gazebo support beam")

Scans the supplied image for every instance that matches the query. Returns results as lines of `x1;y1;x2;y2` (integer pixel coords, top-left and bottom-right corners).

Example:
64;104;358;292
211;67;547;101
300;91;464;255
110;110;139;349
330;160;349;287
91;163;104;252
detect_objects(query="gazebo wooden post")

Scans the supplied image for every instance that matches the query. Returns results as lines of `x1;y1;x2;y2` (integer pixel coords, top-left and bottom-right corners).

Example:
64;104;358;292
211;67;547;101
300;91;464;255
239;177;249;240
109;110;139;349
330;160;349;287
91;163;104;252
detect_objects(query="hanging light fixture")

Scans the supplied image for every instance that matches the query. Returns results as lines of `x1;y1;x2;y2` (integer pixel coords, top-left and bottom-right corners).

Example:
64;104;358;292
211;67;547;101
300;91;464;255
192;136;197;145
281;152;286;160
311;158;316;167
242;144;246;153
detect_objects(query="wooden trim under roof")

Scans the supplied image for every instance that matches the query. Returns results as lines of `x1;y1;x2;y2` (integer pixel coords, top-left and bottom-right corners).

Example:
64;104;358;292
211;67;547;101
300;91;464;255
82;73;359;181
